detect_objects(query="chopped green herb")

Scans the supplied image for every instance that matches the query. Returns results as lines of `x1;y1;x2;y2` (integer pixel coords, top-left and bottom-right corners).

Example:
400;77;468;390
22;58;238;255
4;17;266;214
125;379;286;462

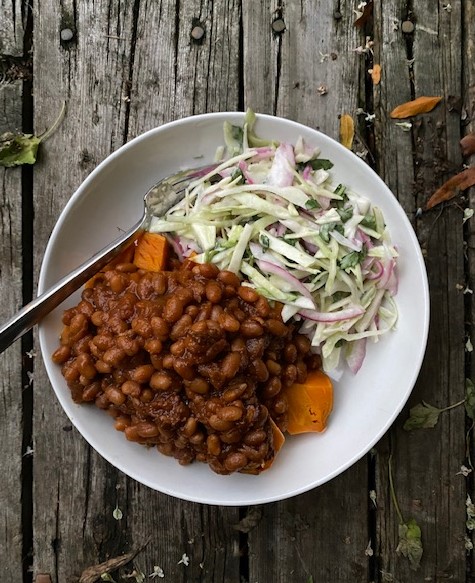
334;184;346;196
361;213;377;230
339;250;365;270
337;207;353;222
231;168;245;184
319;223;335;243
305;199;319;210
260;233;270;249
308;158;334;170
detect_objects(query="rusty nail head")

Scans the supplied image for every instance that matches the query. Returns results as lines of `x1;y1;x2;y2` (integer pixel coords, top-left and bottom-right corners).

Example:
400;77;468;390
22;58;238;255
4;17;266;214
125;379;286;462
401;20;415;34
272;18;286;33
191;26;205;40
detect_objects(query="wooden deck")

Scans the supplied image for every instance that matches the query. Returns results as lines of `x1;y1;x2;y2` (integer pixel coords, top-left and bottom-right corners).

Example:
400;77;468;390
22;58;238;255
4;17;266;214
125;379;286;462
0;1;474;581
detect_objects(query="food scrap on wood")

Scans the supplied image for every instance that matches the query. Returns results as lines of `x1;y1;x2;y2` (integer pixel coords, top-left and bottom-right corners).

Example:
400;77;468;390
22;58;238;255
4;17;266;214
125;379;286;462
390;96;442;119
426;167;475;209
339;114;354;150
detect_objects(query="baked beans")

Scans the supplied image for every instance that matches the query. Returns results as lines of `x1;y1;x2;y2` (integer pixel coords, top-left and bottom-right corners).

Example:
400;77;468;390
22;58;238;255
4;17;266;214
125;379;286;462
53;261;320;475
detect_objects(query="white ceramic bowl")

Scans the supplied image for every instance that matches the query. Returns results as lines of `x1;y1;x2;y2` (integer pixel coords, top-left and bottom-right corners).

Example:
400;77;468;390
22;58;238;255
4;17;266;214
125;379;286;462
38;112;429;505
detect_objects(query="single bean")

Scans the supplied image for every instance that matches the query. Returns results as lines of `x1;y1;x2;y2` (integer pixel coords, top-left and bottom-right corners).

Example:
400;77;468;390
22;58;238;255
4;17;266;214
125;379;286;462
95;360;112;374
162;297;184;323
170;314;193;340
273;396;288;415
296;360;307;383
295;334;311;354
91;311;105;326
222;383;247;402
244;429;267;447
102;347;126;367
196;262;219;278
173;359;194;380
136;422;159;438
206;281;223;303
221;352;241;379
255;296;270;317
224;452;248;472
238;285;259;303
150;371;173;391
263;377;282;399
209;415;233;432
188;377;210;394
116;262;137;273
220;429;242;444
219;312;240;332
283;364;298;386
207;434;221;456
110;273;127;293
129;364;155;383
265;318;288;337
140;388;154;403
114;415;130;431
131;317;153;338
189;431;205;445
183;417;198;437
151;316;169;338
252;359;269;382
218;405;243;422
121;380;141;396
52;345;71;364
144;338;163;354
266;359;281;376
240;320;264;338
106;387;126;406
82;382;101;401
284;343;298;363
217;270;240;288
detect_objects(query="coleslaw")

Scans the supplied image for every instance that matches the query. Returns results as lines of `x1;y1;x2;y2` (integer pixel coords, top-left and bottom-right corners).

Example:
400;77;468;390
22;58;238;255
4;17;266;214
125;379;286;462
149;110;398;376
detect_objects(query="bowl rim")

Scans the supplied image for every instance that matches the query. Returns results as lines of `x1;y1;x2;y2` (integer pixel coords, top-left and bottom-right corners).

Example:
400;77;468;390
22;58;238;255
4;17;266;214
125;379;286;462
38;111;430;505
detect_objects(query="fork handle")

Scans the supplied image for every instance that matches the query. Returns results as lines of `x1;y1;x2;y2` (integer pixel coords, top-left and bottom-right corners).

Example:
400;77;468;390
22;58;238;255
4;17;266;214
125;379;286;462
0;218;145;355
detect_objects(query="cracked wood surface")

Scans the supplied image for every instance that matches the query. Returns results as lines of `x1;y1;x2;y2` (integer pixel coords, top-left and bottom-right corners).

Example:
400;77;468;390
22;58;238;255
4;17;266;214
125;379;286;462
0;1;472;582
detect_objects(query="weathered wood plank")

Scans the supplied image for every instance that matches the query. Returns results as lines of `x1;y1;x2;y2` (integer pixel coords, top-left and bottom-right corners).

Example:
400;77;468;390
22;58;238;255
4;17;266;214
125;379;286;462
0;0;27;576
0;82;24;579
243;2;370;581
374;2;466;580
32;1;136;580
465;0;475;577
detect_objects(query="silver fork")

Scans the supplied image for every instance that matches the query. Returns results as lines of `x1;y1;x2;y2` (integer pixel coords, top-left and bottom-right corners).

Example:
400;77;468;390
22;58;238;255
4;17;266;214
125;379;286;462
0;163;217;354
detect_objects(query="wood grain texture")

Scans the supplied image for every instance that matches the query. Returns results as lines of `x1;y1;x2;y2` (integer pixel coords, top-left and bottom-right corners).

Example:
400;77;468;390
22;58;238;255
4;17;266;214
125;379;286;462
32;2;137;580
465;0;475;577
374;1;466;580
243;2;370;581
0;82;24;579
0;0;26;576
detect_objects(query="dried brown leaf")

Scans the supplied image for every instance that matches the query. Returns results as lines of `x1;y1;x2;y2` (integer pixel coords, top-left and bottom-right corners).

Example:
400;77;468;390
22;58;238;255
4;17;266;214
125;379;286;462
461;134;475;157
390;96;442;119
426;167;475;210
371;64;381;85
340;114;354;150
354;0;373;27
79;552;136;583
79;540;150;583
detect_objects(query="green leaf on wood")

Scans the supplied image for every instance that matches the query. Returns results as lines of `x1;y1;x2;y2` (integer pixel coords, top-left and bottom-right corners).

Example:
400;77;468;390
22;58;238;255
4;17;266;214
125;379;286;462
0;102;66;168
466;379;475;420
403;402;443;430
396;519;423;571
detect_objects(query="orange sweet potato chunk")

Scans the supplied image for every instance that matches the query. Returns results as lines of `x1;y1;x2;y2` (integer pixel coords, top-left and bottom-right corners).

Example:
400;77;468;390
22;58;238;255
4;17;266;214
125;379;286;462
285;369;333;434
133;233;168;272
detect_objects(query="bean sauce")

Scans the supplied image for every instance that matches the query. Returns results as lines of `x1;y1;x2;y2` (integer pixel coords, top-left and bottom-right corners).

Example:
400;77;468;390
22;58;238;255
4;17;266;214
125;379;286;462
52;261;320;475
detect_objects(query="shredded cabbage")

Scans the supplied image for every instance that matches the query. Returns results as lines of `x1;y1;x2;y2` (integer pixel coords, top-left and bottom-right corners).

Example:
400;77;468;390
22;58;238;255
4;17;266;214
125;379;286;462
149;109;399;374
